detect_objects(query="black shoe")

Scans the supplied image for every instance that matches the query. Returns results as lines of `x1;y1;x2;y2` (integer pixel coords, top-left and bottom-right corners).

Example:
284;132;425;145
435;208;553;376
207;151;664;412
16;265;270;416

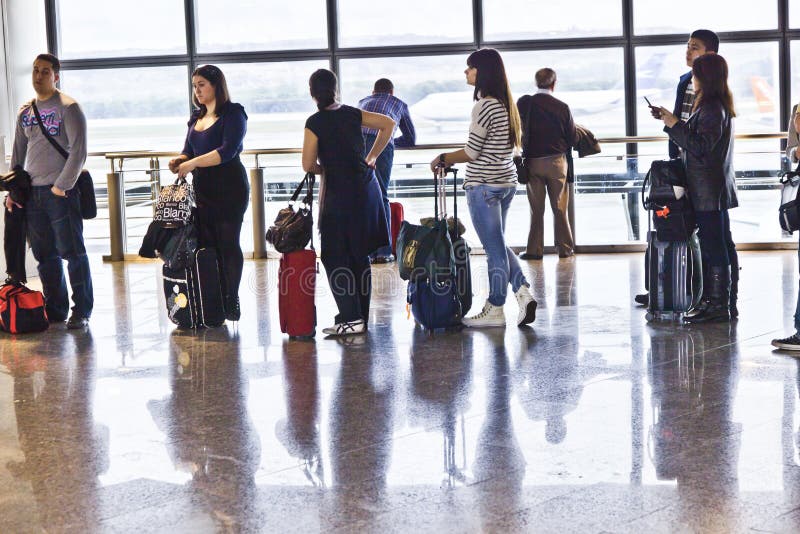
225;295;241;322
66;314;89;329
772;333;800;351
518;252;543;260
47;307;68;323
558;251;575;258
634;293;648;306
684;299;730;324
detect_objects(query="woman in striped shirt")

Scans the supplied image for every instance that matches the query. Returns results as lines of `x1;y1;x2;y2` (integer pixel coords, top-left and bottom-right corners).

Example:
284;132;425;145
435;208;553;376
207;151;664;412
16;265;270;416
431;48;537;327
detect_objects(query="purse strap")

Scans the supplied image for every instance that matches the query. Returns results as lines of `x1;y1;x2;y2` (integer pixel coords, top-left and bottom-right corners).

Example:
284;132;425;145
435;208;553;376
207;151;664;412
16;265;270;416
30;101;70;160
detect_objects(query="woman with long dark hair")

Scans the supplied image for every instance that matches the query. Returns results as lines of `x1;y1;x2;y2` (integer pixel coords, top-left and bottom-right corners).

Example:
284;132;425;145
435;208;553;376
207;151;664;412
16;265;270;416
431;48;537;328
168;64;249;322
655;53;738;323
302;69;394;336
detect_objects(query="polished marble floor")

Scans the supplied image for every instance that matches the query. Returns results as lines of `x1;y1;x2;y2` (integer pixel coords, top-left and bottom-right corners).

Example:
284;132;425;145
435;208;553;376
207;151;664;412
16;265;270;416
2;251;800;533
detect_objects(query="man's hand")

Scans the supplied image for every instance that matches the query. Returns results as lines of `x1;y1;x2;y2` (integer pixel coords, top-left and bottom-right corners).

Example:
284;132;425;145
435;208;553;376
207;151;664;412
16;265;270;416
50;185;66;197
5;195;22;212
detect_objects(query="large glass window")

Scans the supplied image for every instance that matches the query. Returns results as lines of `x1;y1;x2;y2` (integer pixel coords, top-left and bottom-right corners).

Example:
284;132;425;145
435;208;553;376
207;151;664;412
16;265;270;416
792;0;800;28
194;0;328;52
636;42;780;138
503;48;626;138
215;60;330;148
790;41;800;112
339;54;473;144
634;0;777;34
483;0;622;41
56;0;186;59
336;0;473;47
59;66;190;152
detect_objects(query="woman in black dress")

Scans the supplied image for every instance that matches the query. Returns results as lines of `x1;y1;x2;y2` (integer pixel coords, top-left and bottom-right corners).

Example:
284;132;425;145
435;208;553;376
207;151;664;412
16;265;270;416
169;65;249;322
302;69;394;336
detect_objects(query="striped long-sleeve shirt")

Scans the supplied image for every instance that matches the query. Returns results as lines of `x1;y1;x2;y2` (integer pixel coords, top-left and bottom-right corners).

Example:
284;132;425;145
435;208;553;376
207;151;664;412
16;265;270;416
463;97;516;188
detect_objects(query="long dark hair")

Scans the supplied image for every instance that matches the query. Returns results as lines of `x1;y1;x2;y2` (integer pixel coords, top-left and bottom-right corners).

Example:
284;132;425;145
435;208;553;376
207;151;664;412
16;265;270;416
692;54;736;117
192;64;231;118
466;48;520;149
309;69;338;110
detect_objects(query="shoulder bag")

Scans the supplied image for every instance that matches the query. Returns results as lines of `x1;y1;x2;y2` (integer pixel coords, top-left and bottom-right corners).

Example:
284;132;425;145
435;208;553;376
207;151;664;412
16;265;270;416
30;101;97;219
154;176;195;227
266;172;315;253
779;163;800;233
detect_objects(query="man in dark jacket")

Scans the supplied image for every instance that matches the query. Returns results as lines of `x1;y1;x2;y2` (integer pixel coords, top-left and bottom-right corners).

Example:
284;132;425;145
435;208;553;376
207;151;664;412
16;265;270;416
517;68;577;260
636;29;738;318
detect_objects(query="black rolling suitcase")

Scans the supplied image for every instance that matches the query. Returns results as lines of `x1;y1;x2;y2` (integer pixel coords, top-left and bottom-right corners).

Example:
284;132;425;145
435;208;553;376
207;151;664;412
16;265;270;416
163;247;225;329
642;161;701;322
191;247;225;328
645;231;700;321
446;167;472;315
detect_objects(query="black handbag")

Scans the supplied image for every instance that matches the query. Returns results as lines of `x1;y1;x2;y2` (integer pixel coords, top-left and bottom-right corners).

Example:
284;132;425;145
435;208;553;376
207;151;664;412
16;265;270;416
30;101;97;219
642;158;688;209
266;172;315;253
0;165;32;204
779;164;800;233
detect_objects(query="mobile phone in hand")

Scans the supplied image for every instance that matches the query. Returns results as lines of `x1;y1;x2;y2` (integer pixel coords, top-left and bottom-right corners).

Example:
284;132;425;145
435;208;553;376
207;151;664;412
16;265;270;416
644;96;655;108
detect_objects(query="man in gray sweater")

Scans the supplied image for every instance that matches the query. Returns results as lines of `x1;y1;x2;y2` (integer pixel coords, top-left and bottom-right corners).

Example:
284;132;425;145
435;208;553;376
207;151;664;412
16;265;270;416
6;53;92;329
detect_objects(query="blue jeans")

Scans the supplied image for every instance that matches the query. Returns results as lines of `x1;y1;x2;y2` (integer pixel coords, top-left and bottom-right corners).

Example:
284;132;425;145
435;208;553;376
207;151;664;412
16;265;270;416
26;186;93;319
364;133;393;257
466;185;527;306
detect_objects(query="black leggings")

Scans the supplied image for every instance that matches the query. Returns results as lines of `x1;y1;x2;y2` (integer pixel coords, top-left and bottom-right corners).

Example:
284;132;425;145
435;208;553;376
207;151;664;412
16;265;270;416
695;209;737;269
196;211;245;299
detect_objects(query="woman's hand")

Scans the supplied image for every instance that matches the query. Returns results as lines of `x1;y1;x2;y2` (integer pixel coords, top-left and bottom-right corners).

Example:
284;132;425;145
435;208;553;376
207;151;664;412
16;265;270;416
430;154;445;173
168;156;186;174
4;195;21;212
177;160;196;178
658;107;679;128
365;155;377;169
50;185;66;197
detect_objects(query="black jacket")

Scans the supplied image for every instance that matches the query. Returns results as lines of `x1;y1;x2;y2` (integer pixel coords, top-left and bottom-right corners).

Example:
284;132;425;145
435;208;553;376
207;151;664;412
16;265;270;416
665;99;738;211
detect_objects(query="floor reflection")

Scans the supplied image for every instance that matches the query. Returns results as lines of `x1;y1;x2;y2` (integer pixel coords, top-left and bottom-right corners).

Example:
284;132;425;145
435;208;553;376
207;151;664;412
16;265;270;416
147;328;261;532
4;332;107;532
1;253;800;532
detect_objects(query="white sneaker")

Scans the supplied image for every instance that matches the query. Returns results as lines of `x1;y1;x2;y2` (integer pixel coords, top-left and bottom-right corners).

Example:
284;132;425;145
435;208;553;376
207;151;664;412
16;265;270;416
515;285;537;326
462;300;506;327
322;319;366;337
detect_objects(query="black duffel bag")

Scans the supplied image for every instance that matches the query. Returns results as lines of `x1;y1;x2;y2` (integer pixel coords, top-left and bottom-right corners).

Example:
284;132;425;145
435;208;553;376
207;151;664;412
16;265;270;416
652;196;696;242
266;172;315;254
642;158;688;209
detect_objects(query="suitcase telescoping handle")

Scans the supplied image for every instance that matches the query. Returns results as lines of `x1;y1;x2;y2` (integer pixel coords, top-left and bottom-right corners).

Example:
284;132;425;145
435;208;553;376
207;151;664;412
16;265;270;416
433;163;460;224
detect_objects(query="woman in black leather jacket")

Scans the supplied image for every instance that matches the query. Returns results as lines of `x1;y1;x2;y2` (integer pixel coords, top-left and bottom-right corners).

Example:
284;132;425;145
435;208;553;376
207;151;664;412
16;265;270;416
654;53;738;323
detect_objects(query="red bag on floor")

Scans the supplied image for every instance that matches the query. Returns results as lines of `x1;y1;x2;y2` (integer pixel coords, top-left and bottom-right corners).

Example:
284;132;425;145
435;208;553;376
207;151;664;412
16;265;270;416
390;201;404;256
279;249;317;337
0;282;48;334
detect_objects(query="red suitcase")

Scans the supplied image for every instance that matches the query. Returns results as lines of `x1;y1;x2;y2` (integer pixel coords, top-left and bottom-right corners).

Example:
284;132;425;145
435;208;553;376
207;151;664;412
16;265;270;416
390;201;404;256
279;249;317;338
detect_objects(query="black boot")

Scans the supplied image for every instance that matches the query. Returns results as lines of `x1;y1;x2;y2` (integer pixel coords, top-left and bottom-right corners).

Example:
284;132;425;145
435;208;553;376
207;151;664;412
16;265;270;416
686;261;711;318
729;266;739;319
685;266;730;324
225;295;241;321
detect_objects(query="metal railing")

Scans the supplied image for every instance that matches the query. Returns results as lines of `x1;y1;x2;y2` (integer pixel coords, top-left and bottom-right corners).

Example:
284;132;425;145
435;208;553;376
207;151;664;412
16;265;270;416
100;132;791;261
